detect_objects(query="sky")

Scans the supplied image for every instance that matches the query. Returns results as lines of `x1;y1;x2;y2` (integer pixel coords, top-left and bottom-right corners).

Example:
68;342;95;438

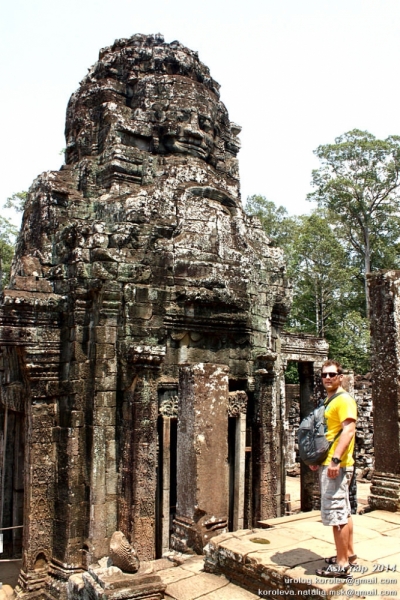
1;0;400;226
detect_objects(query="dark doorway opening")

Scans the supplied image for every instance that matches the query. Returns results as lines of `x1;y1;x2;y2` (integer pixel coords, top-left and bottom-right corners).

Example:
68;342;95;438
0;408;24;558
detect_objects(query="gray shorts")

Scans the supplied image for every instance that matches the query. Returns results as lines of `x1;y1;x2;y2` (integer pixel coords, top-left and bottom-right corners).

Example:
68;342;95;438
319;467;353;527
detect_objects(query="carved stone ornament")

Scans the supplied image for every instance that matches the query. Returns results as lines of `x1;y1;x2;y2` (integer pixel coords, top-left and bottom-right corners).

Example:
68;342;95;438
109;531;140;573
159;395;178;417
129;345;166;367
228;391;248;417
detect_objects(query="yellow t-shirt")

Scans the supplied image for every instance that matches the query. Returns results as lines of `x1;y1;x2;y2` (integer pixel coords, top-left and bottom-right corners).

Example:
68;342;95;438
322;391;357;467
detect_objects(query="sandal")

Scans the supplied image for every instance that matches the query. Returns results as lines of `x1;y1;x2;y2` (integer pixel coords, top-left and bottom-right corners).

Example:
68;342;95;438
316;565;352;579
325;554;357;565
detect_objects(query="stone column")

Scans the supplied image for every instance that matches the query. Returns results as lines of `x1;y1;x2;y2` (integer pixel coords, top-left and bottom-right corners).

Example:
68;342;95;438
88;325;119;560
161;416;171;555
171;363;229;554
368;271;400;511
253;354;283;521
299;362;317;512
159;393;178;555
233;413;246;530
14;311;61;594
119;345;165;560
228;391;247;531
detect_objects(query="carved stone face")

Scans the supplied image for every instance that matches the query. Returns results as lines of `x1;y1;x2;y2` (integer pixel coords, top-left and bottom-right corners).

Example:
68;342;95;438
126;76;229;163
65;39;240;175
153;79;218;160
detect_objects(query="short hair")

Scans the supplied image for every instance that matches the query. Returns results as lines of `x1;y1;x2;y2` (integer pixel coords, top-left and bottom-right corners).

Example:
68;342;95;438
321;359;343;374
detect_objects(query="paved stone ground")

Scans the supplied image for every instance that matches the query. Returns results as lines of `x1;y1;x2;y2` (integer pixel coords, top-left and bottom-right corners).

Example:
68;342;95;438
204;510;400;599
0;481;395;600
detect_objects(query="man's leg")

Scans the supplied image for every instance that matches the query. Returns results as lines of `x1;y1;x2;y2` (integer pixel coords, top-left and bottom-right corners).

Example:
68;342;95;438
333;521;351;567
320;467;355;571
347;515;354;558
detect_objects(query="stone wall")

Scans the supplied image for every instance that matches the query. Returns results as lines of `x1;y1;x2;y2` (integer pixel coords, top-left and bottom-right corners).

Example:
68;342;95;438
353;374;374;478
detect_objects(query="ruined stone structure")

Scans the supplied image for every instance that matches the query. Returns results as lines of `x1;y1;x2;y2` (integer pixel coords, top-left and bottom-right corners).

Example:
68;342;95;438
368;270;400;511
0;33;296;596
353;374;374;478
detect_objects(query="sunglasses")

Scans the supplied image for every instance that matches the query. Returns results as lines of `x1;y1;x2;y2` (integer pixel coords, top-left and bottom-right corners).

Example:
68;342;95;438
321;372;341;379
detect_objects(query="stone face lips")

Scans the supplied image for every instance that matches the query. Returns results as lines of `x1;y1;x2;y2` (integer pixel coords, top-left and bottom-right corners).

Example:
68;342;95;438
0;33;291;584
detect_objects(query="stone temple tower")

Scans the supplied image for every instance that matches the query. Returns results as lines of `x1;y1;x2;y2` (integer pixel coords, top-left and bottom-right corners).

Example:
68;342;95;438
0;33;291;593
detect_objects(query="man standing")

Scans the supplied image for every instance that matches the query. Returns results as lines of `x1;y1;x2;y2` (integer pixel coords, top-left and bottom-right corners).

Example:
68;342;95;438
310;359;357;578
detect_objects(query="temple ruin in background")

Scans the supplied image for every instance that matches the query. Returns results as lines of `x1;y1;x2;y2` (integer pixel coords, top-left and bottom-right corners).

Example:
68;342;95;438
0;34;334;597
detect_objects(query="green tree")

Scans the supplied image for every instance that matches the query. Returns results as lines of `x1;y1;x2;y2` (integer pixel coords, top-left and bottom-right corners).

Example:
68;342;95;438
0;216;18;291
245;197;371;372
4;191;27;213
328;311;370;374
308;130;400;315
287;210;358;336
244;195;300;272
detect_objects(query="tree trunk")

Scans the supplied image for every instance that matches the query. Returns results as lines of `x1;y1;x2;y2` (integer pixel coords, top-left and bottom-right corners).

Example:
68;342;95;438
364;226;371;318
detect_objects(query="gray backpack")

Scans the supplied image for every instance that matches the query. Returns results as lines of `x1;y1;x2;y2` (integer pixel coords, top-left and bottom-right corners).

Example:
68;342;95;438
297;392;344;466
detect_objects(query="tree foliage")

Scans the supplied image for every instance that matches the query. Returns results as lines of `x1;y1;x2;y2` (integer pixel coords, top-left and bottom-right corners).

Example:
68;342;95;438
0;216;18;291
308;130;400;315
1;191;25;290
4;191;27;213
287;210;358;336
244;195;371;373
244;195;300;273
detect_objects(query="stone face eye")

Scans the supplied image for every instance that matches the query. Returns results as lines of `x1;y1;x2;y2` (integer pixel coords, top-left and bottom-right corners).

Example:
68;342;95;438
176;111;191;123
199;115;212;133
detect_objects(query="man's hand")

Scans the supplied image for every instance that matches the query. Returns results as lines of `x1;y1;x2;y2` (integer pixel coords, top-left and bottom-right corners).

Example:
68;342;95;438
327;462;341;478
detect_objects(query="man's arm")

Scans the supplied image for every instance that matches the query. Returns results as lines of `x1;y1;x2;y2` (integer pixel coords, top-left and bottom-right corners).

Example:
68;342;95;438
327;418;356;479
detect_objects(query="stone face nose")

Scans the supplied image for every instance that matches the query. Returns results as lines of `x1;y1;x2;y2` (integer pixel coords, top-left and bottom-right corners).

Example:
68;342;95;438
182;125;204;140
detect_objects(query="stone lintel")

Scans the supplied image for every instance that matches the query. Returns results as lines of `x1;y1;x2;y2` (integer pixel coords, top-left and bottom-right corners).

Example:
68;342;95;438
281;331;329;364
129;345;166;368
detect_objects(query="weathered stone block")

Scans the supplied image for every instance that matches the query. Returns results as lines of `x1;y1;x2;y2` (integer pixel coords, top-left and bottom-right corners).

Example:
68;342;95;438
95;326;117;345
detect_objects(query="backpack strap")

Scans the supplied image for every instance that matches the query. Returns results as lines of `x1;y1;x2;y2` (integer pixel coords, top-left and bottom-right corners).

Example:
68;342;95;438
322;390;350;408
323;391;351;447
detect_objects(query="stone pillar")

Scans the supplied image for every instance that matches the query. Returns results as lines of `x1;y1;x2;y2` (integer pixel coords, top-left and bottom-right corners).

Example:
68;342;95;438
89;300;119;560
299;362;317;512
19;401;57;594
253;354;283;521
119;345;165;560
233;413;246;530
161;415;171;554
171;363;229;554
158;393;178;555
228;391;247;531
15;311;61;594
368;271;400;511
